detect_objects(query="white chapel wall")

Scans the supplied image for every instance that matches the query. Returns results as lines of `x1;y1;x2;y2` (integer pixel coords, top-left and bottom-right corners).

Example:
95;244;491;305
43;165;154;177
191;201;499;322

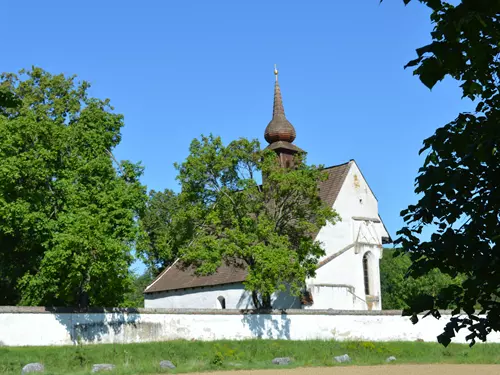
144;284;300;310
308;161;384;311
145;283;252;309
303;283;365;310
334;161;379;221
315;162;383;259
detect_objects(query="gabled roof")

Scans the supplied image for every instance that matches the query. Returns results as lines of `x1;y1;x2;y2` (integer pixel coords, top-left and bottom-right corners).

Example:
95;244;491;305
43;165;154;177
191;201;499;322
144;161;355;294
318;161;351;209
145;259;247;294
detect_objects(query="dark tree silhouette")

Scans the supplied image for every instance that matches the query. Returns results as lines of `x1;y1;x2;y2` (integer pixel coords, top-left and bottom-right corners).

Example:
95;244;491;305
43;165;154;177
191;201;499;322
389;0;500;346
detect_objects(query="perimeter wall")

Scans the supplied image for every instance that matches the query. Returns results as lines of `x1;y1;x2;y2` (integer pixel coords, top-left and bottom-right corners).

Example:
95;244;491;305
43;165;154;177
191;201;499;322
0;307;496;346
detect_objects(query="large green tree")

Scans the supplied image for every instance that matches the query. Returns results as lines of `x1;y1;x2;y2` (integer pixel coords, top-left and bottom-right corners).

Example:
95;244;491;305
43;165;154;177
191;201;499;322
391;0;500;346
0;67;146;307
380;248;464;310
138;135;338;308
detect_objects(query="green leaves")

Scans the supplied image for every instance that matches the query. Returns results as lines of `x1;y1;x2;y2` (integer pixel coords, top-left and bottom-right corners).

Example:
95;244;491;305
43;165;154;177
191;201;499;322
395;0;500;346
136;189;187;275
140;135;338;308
413;57;445;89
123;271;154;308
0;85;21;110
380;248;464;310
0;67;147;307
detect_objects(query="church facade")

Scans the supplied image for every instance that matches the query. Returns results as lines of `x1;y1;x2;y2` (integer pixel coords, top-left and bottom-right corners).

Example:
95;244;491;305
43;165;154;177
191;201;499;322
144;70;391;311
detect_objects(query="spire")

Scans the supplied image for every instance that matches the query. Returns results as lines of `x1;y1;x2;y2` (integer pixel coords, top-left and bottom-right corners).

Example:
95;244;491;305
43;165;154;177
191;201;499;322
264;65;296;144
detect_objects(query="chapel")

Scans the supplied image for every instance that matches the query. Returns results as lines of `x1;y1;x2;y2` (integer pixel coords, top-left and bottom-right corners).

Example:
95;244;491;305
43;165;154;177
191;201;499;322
144;68;392;310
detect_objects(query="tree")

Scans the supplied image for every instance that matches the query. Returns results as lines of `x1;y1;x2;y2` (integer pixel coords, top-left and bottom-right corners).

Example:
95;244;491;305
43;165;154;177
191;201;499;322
0;67;146;307
123;271;154;308
139;135;338;308
0;84;20;110
380;248;464;310
137;189;186;276
392;0;500;346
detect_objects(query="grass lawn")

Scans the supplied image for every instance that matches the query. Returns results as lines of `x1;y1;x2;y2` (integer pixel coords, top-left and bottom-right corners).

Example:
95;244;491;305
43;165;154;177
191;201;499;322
2;340;500;375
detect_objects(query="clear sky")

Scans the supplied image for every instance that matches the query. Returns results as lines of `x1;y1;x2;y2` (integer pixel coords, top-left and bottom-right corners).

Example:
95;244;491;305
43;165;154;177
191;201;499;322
2;0;471;273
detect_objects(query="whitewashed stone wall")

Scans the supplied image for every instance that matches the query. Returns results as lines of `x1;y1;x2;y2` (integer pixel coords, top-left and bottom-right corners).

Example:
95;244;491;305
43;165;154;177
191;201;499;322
1;307;499;346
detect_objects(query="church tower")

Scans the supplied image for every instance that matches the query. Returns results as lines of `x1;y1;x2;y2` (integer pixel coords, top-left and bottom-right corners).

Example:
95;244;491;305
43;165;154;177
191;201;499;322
264;66;303;167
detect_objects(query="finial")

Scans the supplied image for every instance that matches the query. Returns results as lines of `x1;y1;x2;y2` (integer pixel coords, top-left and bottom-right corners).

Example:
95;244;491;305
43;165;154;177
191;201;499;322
264;64;297;144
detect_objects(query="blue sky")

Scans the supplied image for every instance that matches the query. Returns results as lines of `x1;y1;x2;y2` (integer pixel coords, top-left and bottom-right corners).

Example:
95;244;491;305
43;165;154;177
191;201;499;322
2;0;471;274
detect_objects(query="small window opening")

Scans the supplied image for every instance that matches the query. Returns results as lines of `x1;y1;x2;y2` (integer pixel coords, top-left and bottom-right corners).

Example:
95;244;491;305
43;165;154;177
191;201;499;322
363;253;370;295
217;296;226;309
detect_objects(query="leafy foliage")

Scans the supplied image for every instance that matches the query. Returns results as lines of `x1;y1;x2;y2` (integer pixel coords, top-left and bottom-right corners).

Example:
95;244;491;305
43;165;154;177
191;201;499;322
137;189;187;275
139;135;338;308
0;84;20;110
123;271;154;308
392;0;500;346
380;248;464;310
0;67;146;307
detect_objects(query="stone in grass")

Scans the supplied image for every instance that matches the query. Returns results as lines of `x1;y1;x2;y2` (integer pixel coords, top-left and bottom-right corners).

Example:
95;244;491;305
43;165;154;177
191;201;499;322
159;360;176;369
91;364;116;373
272;357;292;365
334;354;351;363
21;363;45;374
386;356;397;363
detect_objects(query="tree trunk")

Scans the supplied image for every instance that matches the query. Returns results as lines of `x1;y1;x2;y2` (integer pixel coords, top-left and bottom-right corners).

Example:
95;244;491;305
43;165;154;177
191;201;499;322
262;293;272;309
77;271;90;309
251;291;272;309
251;290;261;309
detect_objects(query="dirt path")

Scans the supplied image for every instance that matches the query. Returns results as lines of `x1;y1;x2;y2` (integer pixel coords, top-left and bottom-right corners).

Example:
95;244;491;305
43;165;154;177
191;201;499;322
182;364;500;375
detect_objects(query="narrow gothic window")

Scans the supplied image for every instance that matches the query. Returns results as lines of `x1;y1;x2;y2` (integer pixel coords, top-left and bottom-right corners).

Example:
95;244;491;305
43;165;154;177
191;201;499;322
217;296;226;309
363;253;370;295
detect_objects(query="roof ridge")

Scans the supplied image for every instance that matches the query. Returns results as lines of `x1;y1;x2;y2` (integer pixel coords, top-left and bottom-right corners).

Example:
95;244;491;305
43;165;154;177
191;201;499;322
144;258;248;294
321;159;354;171
144;258;180;293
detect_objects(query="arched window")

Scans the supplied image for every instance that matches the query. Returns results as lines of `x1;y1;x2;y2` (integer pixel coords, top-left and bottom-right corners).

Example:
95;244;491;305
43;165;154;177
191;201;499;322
362;252;371;295
217;296;226;309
